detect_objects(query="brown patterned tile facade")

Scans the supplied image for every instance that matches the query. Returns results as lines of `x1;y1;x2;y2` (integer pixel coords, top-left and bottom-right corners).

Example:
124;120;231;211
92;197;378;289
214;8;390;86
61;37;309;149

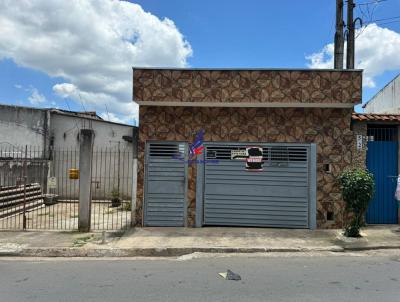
133;69;362;105
136;106;366;229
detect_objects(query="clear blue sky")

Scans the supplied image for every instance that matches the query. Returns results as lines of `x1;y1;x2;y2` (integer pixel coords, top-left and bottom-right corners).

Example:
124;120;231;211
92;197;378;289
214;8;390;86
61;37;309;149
0;0;399;117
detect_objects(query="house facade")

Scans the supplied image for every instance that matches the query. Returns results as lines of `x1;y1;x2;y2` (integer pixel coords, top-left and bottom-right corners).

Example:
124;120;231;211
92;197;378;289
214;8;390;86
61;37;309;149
133;68;363;229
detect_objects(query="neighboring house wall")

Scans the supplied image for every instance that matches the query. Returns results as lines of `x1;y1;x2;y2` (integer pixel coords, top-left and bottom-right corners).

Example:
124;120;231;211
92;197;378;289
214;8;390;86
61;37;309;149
0;105;136;202
50;113;135;200
0;105;49;155
50;113;133;149
0;105;49;189
364;74;400;113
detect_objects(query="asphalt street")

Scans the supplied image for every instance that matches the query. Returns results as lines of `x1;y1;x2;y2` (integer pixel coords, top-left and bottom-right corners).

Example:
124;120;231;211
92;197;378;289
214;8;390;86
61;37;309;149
1;251;400;302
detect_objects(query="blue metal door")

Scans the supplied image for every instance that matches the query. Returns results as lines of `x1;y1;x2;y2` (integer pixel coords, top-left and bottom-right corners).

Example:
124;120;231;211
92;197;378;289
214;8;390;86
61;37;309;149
366;141;398;224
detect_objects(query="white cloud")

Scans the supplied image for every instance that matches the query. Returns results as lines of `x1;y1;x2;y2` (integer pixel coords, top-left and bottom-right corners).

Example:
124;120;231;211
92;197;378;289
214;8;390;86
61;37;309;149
27;87;47;105
99;112;133;125
306;24;400;88
0;0;192;123
14;84;47;105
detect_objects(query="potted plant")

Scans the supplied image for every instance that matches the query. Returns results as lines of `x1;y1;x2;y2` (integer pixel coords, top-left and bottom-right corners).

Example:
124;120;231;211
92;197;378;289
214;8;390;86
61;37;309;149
338;168;375;237
110;189;121;207
43;193;59;206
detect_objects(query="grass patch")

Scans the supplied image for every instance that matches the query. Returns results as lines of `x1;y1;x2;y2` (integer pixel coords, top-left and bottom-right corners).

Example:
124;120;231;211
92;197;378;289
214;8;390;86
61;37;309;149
73;234;95;247
104;208;114;215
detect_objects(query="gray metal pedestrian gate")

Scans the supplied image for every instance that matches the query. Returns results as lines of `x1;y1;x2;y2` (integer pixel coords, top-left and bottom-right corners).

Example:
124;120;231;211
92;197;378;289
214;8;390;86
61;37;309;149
196;143;317;229
144;142;188;226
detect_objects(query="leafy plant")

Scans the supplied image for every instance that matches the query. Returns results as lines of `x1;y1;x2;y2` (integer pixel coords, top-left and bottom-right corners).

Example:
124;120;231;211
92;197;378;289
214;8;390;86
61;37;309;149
110;188;121;207
338;168;375;237
111;189;120;199
121;202;131;211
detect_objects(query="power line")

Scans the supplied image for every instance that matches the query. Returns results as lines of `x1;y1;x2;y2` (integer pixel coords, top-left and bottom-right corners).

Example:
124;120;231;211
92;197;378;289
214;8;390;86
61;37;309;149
355;2;398;39
62;98;81;135
375;20;400;25
104;104;116;138
362;16;400;26
369;15;400;22
357;0;389;6
77;92;87;112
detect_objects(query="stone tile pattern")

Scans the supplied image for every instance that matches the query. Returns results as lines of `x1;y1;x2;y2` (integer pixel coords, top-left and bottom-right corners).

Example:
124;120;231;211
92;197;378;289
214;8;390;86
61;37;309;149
136;107;366;229
133;69;362;105
351;122;367;168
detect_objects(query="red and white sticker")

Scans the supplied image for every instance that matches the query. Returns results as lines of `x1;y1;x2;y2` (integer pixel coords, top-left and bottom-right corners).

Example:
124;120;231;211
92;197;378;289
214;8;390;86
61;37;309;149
246;146;264;171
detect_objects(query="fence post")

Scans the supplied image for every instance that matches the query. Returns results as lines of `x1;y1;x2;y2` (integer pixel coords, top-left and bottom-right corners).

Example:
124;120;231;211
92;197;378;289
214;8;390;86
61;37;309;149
78;129;94;232
131;127;138;227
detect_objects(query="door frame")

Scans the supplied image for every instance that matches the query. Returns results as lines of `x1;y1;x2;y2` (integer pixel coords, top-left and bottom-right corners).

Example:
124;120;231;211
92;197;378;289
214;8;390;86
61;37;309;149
143;140;189;227
195;142;317;229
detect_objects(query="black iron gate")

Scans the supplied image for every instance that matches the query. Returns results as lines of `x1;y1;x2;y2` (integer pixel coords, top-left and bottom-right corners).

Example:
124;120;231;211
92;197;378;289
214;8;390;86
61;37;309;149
0;145;133;230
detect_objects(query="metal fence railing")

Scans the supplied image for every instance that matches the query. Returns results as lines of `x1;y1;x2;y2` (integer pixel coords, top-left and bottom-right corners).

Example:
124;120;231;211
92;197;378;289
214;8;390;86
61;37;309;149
0;145;133;231
91;147;133;231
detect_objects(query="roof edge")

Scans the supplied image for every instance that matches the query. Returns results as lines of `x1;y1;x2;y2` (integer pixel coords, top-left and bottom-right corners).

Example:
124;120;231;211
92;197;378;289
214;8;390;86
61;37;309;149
132;67;363;72
352;112;400;122
0;103;136;128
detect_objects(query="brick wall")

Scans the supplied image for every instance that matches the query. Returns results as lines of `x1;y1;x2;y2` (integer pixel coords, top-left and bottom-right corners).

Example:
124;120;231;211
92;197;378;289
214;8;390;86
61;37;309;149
133;69;362;105
136;106;364;229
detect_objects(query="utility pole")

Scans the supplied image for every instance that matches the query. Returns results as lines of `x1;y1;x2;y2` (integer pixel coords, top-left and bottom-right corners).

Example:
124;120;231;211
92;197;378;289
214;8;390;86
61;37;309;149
334;0;344;69
346;0;355;69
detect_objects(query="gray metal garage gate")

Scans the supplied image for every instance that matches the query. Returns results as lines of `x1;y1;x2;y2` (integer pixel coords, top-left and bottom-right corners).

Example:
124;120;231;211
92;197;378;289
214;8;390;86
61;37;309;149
196;143;316;229
144;142;188;227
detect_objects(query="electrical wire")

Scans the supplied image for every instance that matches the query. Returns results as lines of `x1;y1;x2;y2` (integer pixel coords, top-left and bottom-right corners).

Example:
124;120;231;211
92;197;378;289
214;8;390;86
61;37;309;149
358;0;389;6
354;0;394;39
367;15;400;23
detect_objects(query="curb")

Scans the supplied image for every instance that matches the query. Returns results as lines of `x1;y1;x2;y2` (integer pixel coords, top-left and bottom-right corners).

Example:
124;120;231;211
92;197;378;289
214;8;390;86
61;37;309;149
1;245;400;258
340;245;400;251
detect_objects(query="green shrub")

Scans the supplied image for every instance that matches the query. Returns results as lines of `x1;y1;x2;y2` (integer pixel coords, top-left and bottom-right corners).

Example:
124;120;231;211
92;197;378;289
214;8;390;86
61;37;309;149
338;168;375;237
110;188;121;207
121;202;131;211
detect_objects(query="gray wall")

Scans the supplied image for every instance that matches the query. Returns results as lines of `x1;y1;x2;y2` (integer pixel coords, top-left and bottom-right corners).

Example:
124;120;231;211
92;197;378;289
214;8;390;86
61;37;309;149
0;105;49;155
365;75;400;113
0;105;49;190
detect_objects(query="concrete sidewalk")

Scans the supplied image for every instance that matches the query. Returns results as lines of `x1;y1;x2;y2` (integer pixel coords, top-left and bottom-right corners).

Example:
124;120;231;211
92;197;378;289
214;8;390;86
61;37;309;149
1;225;400;257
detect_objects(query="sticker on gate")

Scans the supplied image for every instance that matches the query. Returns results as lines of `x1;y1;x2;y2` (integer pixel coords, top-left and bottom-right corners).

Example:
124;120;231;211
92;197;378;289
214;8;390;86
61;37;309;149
172;129;219;165
246;146;264;172
231;149;247;160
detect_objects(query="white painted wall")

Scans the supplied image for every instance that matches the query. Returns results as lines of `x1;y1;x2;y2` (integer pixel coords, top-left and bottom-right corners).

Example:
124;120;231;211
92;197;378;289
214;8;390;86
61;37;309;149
50;113;133;150
49;113;135;200
365;75;400;113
